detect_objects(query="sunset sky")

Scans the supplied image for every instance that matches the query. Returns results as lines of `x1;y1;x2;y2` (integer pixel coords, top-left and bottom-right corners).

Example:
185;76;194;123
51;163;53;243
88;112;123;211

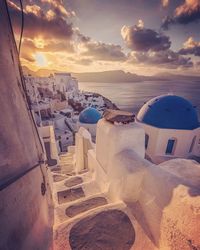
8;0;200;75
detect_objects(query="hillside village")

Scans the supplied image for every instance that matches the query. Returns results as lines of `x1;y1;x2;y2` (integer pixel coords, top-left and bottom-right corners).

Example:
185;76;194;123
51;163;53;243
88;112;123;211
24;72;118;151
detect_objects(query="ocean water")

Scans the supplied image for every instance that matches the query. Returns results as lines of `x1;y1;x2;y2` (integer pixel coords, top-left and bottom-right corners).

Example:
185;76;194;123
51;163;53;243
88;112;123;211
79;81;200;118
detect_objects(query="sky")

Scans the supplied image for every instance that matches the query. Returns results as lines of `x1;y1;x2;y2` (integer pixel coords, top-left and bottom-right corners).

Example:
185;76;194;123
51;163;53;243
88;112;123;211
8;0;200;75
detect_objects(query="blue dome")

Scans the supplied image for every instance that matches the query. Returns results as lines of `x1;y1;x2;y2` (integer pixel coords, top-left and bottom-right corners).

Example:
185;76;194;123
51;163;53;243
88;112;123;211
79;107;101;124
137;95;199;130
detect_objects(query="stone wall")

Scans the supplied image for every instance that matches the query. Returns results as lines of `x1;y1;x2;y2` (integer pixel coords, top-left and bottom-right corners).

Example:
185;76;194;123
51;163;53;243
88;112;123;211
0;2;53;249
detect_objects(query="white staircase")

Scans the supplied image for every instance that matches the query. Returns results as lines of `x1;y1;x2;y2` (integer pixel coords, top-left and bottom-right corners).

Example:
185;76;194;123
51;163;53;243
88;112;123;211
52;152;126;250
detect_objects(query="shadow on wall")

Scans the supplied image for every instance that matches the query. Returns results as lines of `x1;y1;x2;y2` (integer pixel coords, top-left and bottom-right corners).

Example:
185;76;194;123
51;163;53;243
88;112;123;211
75;119;200;249
92;118;200;248
124;158;200;248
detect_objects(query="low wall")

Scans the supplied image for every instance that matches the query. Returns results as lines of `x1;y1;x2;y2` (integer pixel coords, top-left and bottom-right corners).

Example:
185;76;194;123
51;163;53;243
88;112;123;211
96;119;145;174
91;118;200;249
111;151;200;248
75;128;94;173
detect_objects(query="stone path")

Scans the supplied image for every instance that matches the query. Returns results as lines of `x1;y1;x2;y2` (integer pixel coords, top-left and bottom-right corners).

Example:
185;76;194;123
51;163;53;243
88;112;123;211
51;152;136;250
65;197;108;218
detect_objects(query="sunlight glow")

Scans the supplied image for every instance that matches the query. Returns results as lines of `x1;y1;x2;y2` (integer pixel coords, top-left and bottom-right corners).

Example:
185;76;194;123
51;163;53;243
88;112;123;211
34;37;45;49
34;53;48;67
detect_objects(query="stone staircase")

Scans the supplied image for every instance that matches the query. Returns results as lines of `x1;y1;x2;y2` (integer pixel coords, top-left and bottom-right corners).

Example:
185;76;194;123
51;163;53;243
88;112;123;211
51;152;128;250
51;152;115;225
51;152;158;250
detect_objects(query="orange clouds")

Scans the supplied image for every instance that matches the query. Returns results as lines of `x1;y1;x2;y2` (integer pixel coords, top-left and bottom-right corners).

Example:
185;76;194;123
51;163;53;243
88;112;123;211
25;5;42;16
175;0;200;16
6;0;199;74
41;0;75;18
162;0;200;29
162;0;169;8
8;0;73;39
179;37;200;56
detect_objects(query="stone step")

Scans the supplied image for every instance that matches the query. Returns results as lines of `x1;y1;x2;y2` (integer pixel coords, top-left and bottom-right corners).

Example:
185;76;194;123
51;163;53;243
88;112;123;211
53;175;69;182
52;172;76;182
52;169;75;175
54;195;123;227
64;177;83;188
65;196;108;218
57;187;85;204
54;193;108;225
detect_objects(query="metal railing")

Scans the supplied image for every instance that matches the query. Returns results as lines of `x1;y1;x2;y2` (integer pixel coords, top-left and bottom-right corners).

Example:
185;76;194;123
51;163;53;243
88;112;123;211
0;160;45;192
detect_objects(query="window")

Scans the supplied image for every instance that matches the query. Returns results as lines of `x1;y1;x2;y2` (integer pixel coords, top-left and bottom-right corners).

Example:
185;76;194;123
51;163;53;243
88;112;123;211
165;139;176;155
189;136;196;153
145;134;149;149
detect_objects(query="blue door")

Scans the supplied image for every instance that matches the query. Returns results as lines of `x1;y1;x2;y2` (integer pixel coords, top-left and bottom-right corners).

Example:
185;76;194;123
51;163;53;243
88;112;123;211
166;139;176;154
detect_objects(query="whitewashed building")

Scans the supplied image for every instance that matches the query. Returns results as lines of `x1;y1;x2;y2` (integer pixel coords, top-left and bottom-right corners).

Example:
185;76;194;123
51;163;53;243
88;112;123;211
136;95;200;163
54;73;78;94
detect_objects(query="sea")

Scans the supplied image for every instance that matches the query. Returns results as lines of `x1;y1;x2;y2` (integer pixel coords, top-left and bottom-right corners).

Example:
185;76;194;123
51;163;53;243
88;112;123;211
79;80;200;118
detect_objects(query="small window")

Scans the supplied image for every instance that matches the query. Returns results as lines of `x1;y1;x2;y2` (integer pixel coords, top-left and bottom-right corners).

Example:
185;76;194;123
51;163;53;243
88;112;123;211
189;136;196;153
166;139;176;155
145;134;149;149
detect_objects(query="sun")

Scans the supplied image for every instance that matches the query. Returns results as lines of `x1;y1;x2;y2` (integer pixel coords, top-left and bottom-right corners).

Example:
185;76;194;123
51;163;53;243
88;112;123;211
34;52;48;67
34;37;45;49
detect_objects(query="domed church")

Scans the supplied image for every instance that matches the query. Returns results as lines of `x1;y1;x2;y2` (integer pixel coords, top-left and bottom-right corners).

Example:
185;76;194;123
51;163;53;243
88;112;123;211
136;95;200;163
77;107;102;138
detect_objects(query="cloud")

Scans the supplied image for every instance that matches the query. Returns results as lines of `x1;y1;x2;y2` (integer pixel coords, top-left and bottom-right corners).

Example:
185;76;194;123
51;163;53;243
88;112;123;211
179;37;200;56
22;37;74;54
74;58;93;66
162;0;200;29
162;0;169;8
81;42;126;61
25;4;42;16
77;34;127;61
121;20;171;52
7;0;76;67
128;49;193;69
41;0;75;18
8;0;73;40
120;20;192;70
8;0;128;71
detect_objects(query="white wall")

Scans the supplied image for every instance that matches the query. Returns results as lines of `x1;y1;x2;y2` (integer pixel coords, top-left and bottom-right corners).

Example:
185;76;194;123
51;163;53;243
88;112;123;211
77;122;97;138
75;127;94;173
137;122;200;163
68;116;200;249
54;73;71;93
96;119;145;173
85;118;200;249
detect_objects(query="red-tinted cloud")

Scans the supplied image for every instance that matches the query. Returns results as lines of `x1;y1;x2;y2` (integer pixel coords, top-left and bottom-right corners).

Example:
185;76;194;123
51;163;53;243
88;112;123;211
8;0;73;39
179;37;200;56
162;0;200;29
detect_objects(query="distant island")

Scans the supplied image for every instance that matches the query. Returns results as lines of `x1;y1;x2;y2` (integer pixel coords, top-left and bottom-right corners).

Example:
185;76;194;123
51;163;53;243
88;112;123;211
22;67;200;83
